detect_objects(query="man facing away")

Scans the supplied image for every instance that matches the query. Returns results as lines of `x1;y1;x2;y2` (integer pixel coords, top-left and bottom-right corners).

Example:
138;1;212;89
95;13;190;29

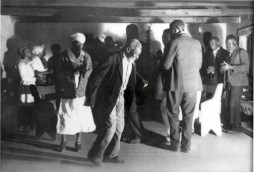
163;20;203;153
85;39;142;166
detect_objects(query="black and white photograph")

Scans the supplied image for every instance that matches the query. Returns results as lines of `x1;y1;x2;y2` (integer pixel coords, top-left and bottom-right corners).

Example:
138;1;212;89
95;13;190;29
1;0;253;171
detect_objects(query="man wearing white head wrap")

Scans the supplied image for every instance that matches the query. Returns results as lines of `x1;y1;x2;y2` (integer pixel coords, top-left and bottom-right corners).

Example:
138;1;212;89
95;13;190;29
70;32;86;44
56;32;95;153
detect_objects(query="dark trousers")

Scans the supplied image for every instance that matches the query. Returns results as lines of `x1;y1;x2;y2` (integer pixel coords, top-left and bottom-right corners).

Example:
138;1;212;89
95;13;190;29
17;106;34;128
123;96;144;139
166;91;196;149
226;84;243;130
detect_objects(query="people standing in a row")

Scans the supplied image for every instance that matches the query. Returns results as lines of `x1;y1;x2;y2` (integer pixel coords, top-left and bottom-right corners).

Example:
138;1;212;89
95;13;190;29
85;39;142;166
56;33;96;152
221;35;249;134
163;20;203;153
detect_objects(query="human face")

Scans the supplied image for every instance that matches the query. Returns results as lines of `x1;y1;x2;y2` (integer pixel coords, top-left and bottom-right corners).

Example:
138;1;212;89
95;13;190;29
162;33;171;46
23;48;32;60
127;47;142;62
209;39;219;51
71;41;84;54
226;39;237;53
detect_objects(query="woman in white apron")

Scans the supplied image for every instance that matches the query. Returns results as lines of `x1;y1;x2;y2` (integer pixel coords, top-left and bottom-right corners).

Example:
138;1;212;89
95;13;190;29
56;33;96;152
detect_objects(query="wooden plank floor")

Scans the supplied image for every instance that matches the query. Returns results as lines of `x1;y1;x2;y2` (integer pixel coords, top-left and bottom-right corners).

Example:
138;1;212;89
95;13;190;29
1;119;252;172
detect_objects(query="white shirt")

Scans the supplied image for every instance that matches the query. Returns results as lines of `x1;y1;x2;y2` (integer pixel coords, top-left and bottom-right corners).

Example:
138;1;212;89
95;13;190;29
31;56;47;72
18;59;36;85
67;48;85;88
213;47;220;57
120;53;133;92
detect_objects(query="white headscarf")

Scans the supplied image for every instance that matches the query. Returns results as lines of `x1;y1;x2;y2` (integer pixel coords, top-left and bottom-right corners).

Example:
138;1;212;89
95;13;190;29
70;33;86;44
32;45;44;55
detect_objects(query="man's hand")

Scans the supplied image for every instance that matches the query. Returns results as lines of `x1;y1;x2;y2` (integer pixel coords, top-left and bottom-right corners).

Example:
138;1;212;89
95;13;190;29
207;66;215;74
221;62;233;71
143;80;148;88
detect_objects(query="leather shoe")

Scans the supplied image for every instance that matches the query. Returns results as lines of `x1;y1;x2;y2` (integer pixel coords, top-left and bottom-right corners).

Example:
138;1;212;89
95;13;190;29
129;136;141;144
103;156;125;164
181;147;190;153
60;140;66;152
169;144;180;152
224;129;241;134
75;142;82;152
88;155;103;166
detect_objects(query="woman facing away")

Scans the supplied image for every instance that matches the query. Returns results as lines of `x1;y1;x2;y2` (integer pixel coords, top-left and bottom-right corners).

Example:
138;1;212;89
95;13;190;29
56;33;96;152
17;46;39;133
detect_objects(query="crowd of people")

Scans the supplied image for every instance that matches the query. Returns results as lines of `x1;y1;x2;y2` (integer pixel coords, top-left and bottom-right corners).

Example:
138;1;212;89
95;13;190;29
10;20;249;166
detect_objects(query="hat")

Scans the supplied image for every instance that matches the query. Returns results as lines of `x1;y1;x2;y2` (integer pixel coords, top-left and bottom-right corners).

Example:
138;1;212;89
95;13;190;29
32;45;44;55
169;20;185;31
70;33;86;44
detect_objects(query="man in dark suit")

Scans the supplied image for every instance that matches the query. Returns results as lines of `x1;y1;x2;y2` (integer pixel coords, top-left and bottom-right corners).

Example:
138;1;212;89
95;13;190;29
85;39;142;166
163;20;202;153
221;35;249;134
201;37;229;85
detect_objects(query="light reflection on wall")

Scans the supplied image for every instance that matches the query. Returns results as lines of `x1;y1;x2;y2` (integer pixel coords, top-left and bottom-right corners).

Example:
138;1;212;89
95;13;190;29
150;23;191;54
198;23;227;49
1;16;16;78
99;23;130;42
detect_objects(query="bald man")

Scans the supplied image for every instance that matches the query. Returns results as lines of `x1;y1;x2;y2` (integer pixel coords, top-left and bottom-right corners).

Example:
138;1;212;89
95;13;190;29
86;39;142;166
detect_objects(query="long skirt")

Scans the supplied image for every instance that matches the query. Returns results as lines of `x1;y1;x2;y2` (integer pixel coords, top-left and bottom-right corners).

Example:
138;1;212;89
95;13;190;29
56;96;96;135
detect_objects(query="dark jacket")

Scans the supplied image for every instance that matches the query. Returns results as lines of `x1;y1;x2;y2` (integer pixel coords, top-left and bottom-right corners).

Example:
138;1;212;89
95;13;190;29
56;50;93;99
201;47;229;85
85;51;136;119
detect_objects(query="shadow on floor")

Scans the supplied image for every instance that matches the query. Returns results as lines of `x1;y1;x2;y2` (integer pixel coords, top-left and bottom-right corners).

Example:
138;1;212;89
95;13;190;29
140;129;171;151
2;146;94;167
3;132;60;152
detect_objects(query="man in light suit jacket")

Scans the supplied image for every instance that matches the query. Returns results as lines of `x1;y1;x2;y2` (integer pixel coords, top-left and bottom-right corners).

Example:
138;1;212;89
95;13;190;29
85;39;142;166
221;35;249;134
163;20;202;153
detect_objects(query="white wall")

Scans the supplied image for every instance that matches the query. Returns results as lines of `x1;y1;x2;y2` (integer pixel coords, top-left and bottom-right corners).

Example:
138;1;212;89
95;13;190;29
1;18;253;79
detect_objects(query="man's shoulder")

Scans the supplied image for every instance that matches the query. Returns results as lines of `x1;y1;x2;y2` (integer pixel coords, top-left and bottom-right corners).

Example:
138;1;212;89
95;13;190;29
61;50;68;57
108;51;122;59
219;47;229;55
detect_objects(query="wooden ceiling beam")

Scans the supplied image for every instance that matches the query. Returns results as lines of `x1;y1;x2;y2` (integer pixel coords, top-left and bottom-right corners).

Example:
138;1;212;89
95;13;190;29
1;8;57;16
2;0;254;8
15;16;241;24
138;9;254;16
2;7;253;17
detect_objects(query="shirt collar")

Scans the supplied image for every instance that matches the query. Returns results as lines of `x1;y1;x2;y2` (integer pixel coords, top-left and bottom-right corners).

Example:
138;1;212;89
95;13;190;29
213;47;220;54
67;48;84;60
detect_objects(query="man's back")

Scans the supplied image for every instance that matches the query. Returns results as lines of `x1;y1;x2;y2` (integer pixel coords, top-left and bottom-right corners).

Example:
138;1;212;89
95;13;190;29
164;33;202;92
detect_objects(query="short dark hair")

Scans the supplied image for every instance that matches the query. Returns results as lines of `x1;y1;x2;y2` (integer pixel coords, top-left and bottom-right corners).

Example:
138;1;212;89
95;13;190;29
18;46;30;59
51;43;61;52
163;28;171;35
210;37;219;42
126;24;139;39
226;34;237;45
226;34;237;42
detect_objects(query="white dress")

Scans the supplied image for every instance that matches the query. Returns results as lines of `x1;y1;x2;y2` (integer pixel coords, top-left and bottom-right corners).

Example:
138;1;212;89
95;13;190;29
56;49;96;135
